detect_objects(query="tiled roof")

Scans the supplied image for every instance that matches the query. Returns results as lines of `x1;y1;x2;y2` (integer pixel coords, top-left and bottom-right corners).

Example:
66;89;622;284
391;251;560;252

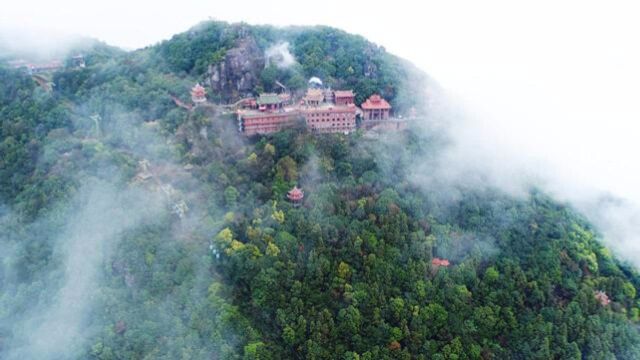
287;186;304;200
334;90;355;98
361;94;391;110
431;258;450;267
257;93;282;105
304;89;325;102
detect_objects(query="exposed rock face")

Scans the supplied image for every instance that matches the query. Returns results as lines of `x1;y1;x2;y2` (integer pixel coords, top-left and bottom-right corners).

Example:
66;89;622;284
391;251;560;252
363;45;380;78
208;36;264;103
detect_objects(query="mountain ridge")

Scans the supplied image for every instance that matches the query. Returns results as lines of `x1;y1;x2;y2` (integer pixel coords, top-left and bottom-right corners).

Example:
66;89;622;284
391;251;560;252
0;20;639;360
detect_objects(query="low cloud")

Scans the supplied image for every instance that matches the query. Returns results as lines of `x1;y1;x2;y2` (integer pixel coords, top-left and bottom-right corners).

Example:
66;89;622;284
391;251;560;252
265;41;296;69
412;82;640;268
2;181;165;359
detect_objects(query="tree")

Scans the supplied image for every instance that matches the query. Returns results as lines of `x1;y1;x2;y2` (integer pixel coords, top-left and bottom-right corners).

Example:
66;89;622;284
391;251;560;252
224;186;239;207
276;156;298;182
260;65;279;92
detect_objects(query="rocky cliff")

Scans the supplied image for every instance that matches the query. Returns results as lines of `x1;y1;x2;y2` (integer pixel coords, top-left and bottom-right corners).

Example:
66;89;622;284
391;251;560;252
207;36;264;103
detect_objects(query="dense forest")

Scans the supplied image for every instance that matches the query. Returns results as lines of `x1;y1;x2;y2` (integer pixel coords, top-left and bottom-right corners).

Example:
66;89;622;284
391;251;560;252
1;21;639;359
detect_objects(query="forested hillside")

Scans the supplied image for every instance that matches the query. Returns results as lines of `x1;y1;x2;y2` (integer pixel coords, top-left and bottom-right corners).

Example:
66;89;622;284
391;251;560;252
1;21;639;359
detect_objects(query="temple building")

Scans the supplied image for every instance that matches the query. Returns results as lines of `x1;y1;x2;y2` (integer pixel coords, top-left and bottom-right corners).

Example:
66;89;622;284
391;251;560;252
334;90;355;106
8;59;63;75
304;89;325;107
237;91;297;135
278;93;292;105
595;291;611;306
238;110;298;135
303;104;357;134
191;83;207;104
323;88;335;103
287;186;304;203
235;81;395;136
239;98;258;109
72;55;86;68
431;258;450;267
31;60;63;74
361;94;392;120
257;93;284;111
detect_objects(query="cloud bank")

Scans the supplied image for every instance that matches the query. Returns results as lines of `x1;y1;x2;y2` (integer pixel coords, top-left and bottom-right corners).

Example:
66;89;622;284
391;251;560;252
2;182;164;359
265;41;297;69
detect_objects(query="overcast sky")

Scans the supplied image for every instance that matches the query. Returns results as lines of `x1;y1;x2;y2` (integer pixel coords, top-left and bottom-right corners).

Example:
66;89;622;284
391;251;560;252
3;0;640;256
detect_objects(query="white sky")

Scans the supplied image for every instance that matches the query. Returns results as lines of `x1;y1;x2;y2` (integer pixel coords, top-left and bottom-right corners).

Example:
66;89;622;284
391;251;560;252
3;0;640;253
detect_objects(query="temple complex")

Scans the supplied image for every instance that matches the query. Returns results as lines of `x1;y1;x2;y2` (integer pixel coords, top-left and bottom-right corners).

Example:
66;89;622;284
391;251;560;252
233;77;398;136
7;57;83;74
361;94;392;120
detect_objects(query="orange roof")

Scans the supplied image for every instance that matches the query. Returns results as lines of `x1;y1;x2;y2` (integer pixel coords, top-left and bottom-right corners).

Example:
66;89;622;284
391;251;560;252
361;94;391;110
287;186;304;201
334;90;355;98
595;291;611;306
431;258;450;267
191;83;206;97
304;89;324;102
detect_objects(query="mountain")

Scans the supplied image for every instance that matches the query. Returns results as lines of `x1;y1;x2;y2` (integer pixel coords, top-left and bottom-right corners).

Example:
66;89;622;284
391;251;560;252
0;20;639;359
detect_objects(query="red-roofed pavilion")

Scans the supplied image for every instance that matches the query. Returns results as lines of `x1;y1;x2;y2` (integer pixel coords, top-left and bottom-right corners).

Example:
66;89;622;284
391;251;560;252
431;257;450;267
361;94;391;120
287;186;304;203
191;83;207;104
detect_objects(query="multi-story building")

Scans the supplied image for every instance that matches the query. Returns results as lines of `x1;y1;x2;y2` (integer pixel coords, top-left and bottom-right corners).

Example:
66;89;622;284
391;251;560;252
302;103;357;134
238;110;299;135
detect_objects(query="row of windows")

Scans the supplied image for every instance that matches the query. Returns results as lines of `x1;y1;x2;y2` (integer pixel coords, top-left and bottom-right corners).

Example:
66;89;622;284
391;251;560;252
243;118;292;125
310;124;355;129
308;112;354;117
307;118;354;123
244;116;290;121
311;127;354;133
245;126;285;134
245;125;287;130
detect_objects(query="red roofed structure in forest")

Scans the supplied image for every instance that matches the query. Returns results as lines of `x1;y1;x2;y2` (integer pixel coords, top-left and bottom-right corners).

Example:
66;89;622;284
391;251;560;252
361;94;391;120
431;257;450;267
287;186;304;203
191;83;207;104
594;290;611;306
